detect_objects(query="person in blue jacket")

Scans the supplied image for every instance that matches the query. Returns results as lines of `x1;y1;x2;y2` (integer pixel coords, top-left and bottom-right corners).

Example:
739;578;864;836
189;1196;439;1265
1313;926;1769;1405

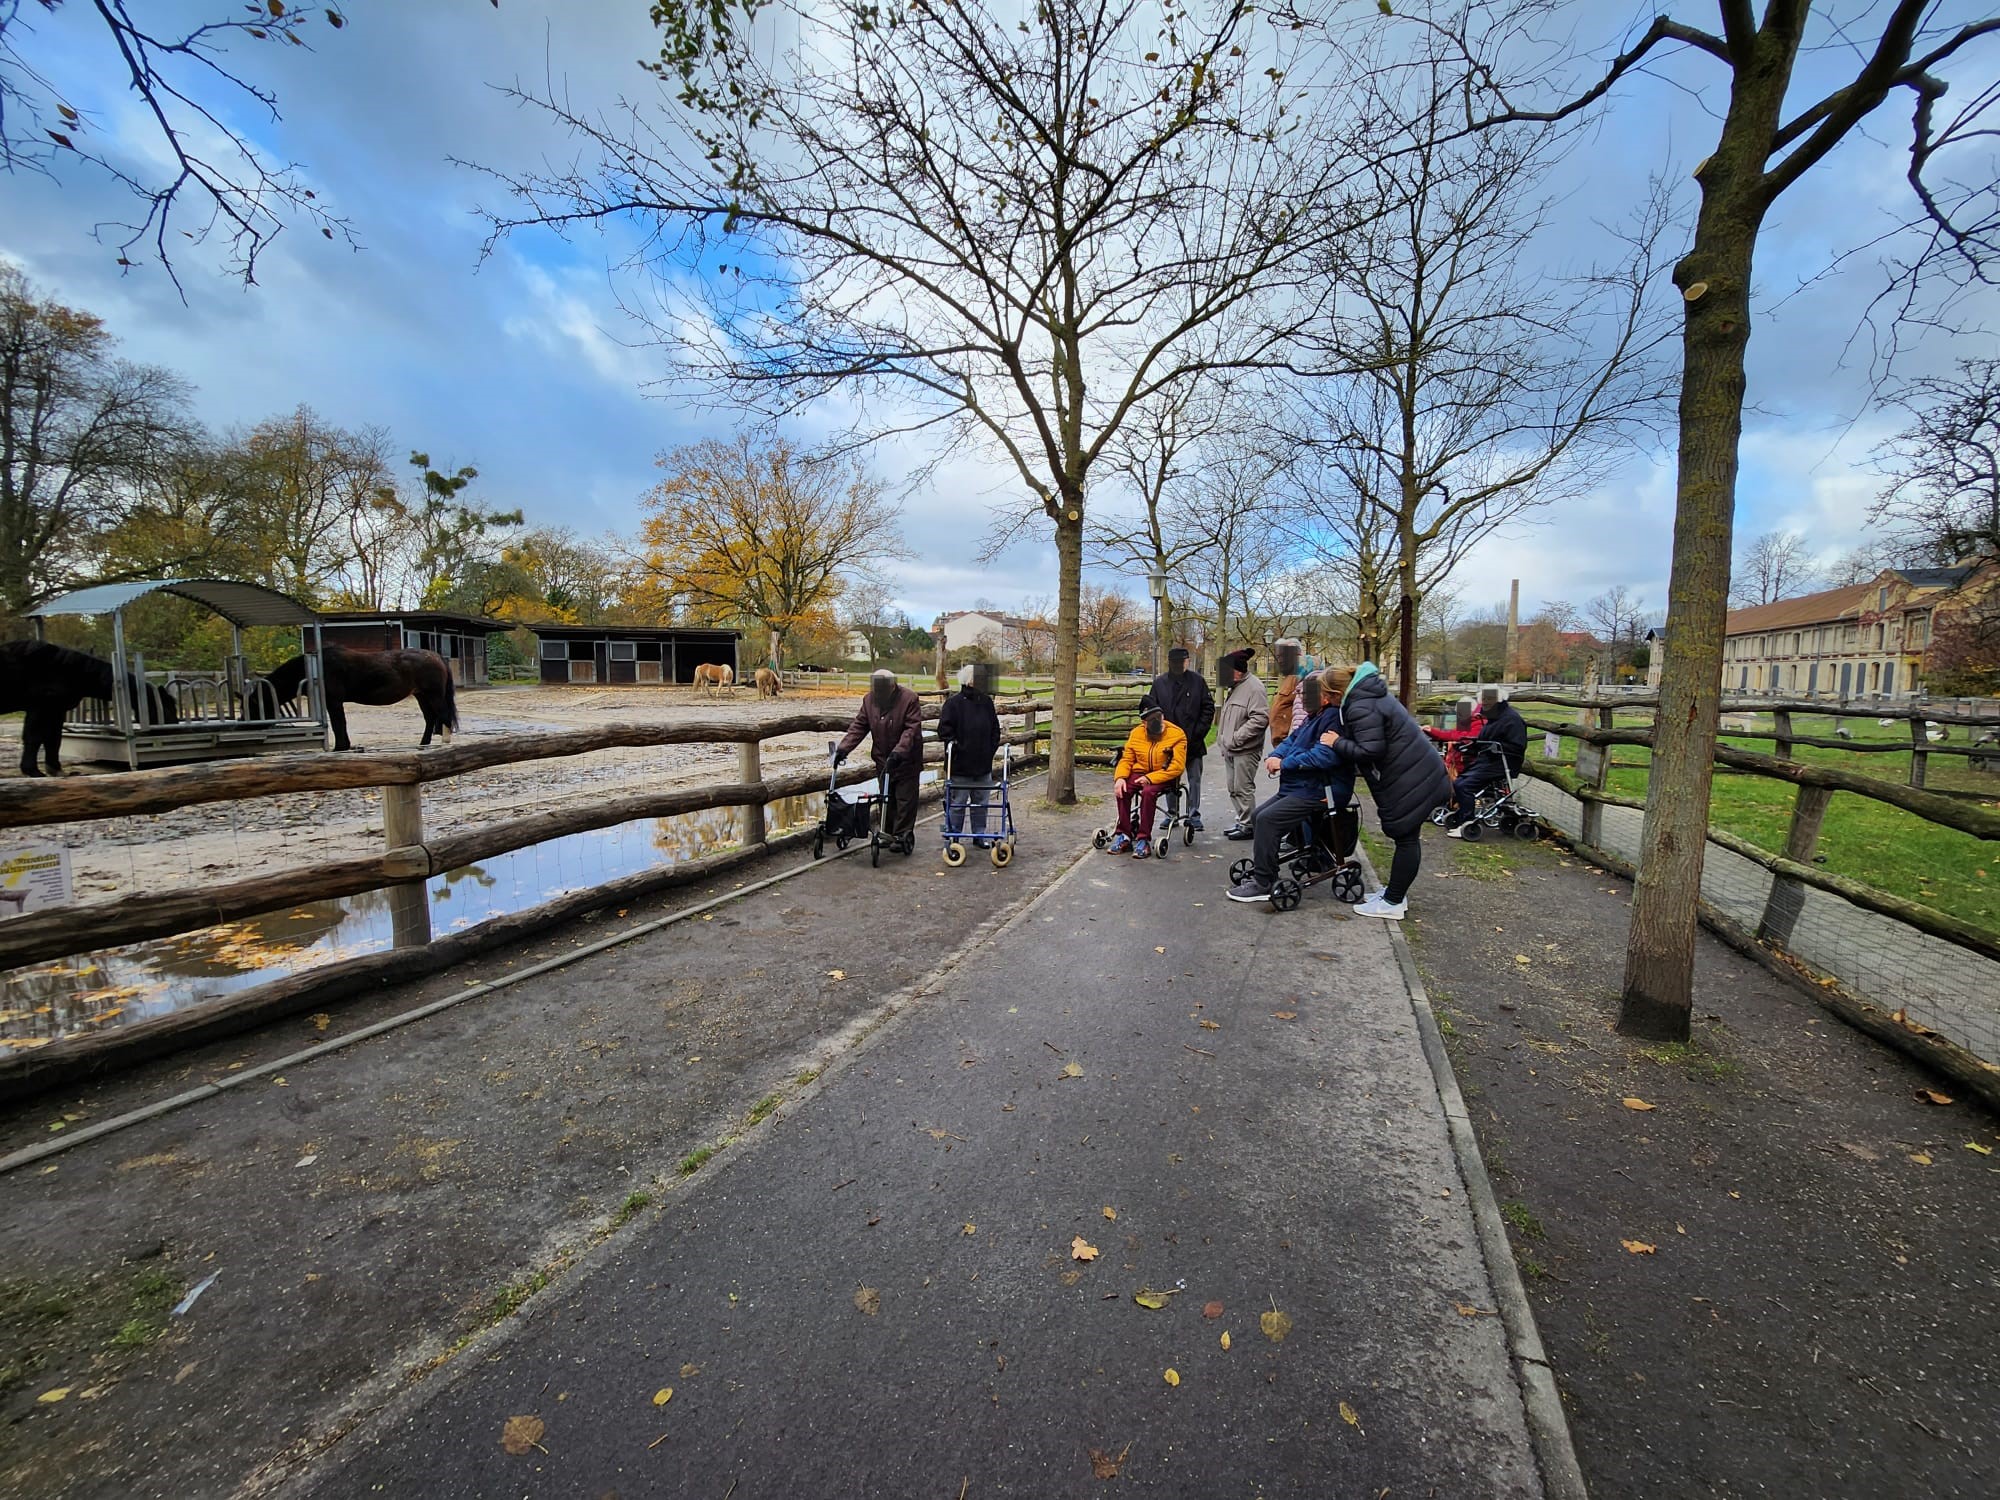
1225;666;1355;903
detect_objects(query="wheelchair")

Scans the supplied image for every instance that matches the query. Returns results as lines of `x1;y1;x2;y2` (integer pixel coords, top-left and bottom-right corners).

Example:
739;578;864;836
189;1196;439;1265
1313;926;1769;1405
1429;742;1540;841
1092;780;1196;859
1228;787;1365;911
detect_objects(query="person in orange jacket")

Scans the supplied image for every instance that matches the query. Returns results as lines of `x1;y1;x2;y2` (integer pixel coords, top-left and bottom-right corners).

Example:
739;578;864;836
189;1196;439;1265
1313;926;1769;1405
1107;704;1187;858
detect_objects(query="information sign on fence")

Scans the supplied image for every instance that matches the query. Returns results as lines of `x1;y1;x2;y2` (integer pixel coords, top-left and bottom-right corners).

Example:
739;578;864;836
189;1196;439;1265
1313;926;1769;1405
1;843;72;915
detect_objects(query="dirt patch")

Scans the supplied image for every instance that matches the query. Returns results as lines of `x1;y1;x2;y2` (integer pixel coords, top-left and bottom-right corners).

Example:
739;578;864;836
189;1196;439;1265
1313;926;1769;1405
1404;828;2000;1498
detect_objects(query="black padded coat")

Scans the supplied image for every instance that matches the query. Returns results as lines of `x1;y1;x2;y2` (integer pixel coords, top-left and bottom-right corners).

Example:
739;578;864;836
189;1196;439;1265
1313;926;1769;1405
1336;669;1453;838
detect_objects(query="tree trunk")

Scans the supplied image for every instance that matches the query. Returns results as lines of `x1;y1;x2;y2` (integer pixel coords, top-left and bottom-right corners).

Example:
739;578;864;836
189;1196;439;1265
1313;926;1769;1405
769;629;784;670
1619;51;1793;1042
1047;511;1084;803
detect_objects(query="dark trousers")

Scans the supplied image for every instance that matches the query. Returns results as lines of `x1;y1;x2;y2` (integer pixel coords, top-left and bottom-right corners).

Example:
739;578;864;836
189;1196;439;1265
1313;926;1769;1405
944;783;991;835
1384;831;1422;903
1448;759;1507;824
1114;780;1169;840
1250;794;1321;886
880;764;921;840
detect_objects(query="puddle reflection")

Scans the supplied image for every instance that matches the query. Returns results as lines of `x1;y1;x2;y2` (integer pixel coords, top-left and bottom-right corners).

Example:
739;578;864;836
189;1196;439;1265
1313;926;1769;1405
1;791;826;1050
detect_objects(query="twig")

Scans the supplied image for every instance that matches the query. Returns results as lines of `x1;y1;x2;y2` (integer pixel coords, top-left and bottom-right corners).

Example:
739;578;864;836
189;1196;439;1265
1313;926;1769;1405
648;1431;670;1449
1042;1040;1066;1055
723;1480;738;1500
830;1178;856;1192
1183;1044;1216;1057
958;1478;969;1500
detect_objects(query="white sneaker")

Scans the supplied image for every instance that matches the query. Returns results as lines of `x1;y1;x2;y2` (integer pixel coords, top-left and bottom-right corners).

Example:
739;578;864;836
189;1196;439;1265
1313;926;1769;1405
1353;894;1407;921
1445;824;1466;839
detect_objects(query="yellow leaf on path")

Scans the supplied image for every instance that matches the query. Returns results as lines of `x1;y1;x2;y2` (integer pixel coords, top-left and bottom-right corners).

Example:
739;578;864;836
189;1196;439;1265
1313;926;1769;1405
1453;1302;1494;1318
500;1415;545;1455
652;1388;673;1406
1913;1088;1953;1105
1272;1011;1297;1021
1071;1237;1099;1262
1966;1141;1994;1156
1102;1206;1117;1220
1260;1308;1292;1343
1154;946;1166;954
1622;1239;1657;1255
1133;1290;1169;1310
1909;1152;1933;1165
1514;954;1530;965
311;1013;331;1031
854;1286;881;1316
962;1222;976;1236
1340;1400;1363;1434
679;1363;700;1378
1219;1330;1231;1350
826;969;846;981
1163;1368;1180;1387
37;1387;70;1404
1198;1019;1221;1031
1621;1097;1656;1112
1059;1061;1084;1080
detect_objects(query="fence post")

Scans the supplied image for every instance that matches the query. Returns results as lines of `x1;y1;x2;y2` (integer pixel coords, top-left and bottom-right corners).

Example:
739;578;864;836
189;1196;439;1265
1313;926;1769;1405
738;738;766;847
383;782;432;949
1575;703;1614;849
1908;716;1929;789
1025;706;1039;763
1772;709;1793;761
1757;784;1834;946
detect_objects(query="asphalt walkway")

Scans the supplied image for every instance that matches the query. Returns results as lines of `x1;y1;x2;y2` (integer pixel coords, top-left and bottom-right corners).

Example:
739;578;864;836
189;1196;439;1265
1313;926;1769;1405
294;821;1548;1498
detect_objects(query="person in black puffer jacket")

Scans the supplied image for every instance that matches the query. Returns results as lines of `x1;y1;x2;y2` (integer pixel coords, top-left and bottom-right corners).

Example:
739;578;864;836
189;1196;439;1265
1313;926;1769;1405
1327;661;1452;920
1446;688;1528;836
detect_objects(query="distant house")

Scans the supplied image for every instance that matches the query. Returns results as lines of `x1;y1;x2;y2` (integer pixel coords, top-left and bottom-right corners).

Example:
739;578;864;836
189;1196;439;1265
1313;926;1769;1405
529;624;741;686
843;629;874;662
317;609;507;687
934;609;1032;657
1645;626;1667;690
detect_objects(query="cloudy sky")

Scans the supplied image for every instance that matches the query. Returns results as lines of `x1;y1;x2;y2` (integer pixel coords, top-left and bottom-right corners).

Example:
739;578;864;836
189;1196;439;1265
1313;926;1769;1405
2;2;1992;630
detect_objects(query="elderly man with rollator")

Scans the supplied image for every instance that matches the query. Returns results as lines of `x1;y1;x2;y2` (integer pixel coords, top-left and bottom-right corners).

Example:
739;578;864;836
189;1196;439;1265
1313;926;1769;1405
835;669;925;854
1444;688;1528;837
1141;646;1214;832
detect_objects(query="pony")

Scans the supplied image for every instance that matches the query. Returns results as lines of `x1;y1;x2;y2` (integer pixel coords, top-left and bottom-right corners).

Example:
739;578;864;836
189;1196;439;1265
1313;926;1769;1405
262;644;457;752
0;640;178;776
754;666;781;699
692;662;735;698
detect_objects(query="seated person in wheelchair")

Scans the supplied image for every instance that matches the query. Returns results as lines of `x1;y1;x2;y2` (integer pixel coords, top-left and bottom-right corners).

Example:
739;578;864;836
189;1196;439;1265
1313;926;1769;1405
1226;667;1356;903
1445;688;1527;837
1107;705;1187;858
939;662;1003;836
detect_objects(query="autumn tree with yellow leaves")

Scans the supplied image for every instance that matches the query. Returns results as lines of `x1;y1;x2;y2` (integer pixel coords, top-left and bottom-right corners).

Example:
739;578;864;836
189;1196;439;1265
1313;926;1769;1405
635;435;903;668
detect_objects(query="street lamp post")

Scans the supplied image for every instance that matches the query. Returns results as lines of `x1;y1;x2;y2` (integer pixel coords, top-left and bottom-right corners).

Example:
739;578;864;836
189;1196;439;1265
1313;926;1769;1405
1147;564;1168;676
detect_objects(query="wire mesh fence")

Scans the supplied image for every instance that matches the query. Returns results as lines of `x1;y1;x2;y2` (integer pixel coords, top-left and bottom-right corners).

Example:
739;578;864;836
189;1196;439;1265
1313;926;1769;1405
1513;778;2000;1069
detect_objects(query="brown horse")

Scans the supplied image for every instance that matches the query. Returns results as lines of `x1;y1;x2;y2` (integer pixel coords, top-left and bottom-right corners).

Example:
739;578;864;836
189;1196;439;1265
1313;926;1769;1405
692;662;734;698
263;644;457;751
754;666;781;699
0;640;178;776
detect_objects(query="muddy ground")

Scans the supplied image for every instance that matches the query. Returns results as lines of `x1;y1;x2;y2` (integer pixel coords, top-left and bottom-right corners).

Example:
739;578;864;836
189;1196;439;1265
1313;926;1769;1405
0;774;1099;1500
1402;825;2000;1498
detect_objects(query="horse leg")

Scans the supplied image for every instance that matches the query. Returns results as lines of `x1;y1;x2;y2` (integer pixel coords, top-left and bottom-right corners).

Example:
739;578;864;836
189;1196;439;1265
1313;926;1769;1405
418;692;438;747
18;716;38;778
328;700;353;752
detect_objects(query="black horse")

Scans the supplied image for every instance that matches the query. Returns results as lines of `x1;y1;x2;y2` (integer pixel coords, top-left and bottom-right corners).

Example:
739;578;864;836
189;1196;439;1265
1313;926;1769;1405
263;644;458;751
0;640;179;776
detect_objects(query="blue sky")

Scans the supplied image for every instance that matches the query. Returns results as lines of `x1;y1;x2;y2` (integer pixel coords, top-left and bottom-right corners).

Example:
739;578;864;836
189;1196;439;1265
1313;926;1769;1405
1;2;1992;632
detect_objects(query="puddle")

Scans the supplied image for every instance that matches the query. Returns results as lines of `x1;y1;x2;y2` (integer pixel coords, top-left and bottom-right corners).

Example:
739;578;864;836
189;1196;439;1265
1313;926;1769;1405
1;791;834;1049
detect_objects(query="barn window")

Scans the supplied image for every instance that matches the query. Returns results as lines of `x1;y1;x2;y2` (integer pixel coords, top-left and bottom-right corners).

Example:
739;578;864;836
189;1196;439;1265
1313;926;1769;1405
610;641;637;661
540;639;568;660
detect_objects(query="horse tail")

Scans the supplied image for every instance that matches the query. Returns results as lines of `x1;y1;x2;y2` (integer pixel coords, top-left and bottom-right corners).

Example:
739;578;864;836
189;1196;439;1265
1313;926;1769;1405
443;666;458;731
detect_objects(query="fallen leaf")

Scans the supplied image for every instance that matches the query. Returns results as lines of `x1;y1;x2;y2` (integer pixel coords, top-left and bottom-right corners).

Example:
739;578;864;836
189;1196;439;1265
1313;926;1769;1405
962;1222;976;1236
1916;1089;1953;1106
1621;1097;1656;1112
826;969;846;981
1339;1400;1363;1434
1272;1011;1297;1021
37;1387;70;1404
1154;946;1166;954
854;1286;881;1316
1088;1443;1133;1479
1841;1141;1881;1162
311;1013;331;1031
500;1415;545;1455
1908;1151;1934;1165
1453;1302;1495;1317
1202;1300;1224;1319
1514;954;1530;965
1198;1019;1221;1031
1059;1062;1084;1080
1621;1239;1657;1255
1260;1308;1292;1343
1163;1368;1180;1387
1102;1206;1117;1220
679;1363;700;1377
652;1388;673;1406
1133;1290;1169;1310
1219;1330;1231;1349
1967;1141;1995;1157
1071;1237;1099;1262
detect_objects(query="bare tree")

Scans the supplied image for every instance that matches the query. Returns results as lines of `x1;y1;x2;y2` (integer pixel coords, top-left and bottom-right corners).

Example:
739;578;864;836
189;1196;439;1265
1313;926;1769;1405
1870;357;2000;564
1584;584;1647;667
1423;2;2000;1041
1730;529;1822;606
473;0;1369;802
1288;57;1672;705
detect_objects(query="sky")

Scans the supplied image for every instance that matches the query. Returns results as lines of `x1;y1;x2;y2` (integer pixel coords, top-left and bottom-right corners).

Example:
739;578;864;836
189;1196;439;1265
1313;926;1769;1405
1;2;1993;633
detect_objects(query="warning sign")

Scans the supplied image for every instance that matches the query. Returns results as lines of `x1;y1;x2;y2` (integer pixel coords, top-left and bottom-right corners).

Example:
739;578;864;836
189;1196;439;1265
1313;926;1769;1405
1;843;71;916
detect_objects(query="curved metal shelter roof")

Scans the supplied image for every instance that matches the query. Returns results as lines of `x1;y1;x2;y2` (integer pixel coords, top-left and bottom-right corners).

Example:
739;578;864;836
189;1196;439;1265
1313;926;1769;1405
30;578;319;627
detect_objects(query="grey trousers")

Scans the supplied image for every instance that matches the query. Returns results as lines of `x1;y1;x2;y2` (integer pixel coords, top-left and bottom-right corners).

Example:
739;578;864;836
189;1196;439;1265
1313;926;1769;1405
1223;751;1258;825
1182;752;1203;815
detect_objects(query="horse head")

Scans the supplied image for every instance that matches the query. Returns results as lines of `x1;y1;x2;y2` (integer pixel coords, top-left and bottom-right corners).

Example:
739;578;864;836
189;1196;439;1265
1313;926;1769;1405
261;654;309;712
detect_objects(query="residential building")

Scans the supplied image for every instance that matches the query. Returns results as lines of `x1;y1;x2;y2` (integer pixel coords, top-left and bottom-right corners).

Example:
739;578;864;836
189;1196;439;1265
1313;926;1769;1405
934;610;1034;660
1721;563;1994;698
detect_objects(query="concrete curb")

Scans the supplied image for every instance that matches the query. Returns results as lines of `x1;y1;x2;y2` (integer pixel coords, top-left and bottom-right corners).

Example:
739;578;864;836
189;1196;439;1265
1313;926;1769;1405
1361;851;1591;1500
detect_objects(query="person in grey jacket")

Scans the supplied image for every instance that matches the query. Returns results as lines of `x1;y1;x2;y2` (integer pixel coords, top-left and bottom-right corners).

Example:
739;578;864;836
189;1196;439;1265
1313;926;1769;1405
1213;648;1269;839
1325;660;1452;920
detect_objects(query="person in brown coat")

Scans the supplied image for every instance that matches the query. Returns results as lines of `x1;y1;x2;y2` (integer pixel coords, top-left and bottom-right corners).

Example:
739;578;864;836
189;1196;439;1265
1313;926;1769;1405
1266;638;1303;750
836;669;926;847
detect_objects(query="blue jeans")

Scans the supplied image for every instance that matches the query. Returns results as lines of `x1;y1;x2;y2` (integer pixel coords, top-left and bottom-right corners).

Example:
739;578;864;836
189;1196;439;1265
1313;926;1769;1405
945;784;991;835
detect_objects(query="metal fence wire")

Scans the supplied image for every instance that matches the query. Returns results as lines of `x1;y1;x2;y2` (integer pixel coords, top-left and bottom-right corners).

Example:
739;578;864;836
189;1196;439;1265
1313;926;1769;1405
1512;778;2000;1070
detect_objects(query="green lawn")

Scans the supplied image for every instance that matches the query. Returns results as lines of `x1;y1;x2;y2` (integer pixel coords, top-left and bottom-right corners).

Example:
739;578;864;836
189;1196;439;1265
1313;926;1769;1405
1514;707;2000;935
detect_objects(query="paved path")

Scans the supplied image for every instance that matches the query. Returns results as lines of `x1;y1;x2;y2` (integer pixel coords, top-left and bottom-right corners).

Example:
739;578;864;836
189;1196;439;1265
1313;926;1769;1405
294;828;1545;1498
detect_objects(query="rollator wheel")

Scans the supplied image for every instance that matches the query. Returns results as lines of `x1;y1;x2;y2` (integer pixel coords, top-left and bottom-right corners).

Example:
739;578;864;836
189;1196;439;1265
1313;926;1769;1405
1270;878;1303;912
943;840;967;867
835;832;850;850
813;833;824;859
1182;820;1195;846
1430;806;1450;827
871;834;881;867
1331;866;1364;904
1512;817;1540;842
1093;830;1109;850
1459;819;1482;841
990;840;1013;869
1229;857;1253;886
1154;836;1169;859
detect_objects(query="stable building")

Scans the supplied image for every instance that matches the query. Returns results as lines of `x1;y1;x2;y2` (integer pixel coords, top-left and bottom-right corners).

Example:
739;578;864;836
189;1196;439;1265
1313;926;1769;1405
317;609;508;688
530;624;742;686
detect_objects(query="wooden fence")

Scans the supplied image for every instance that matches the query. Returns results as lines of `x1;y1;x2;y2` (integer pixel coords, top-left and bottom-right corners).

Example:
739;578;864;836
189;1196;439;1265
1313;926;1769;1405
1469;689;2000;1106
0;698;1073;1096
